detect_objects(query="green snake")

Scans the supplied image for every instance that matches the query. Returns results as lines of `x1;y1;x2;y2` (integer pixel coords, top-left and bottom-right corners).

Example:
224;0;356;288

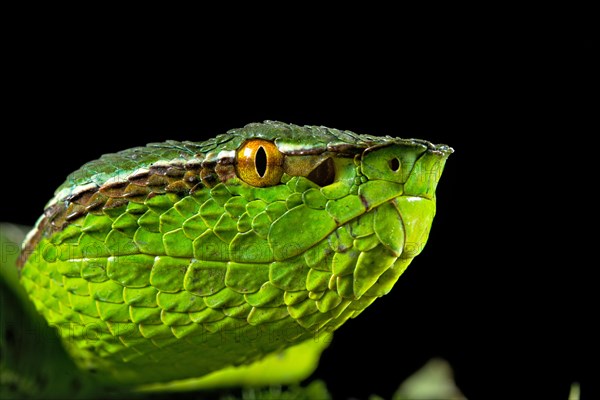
0;121;452;398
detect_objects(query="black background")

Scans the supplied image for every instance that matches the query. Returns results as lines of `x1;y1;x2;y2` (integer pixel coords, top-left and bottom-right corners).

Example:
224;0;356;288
2;21;596;399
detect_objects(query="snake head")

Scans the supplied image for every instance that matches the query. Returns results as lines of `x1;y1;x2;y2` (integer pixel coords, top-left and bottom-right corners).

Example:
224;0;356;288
18;121;452;386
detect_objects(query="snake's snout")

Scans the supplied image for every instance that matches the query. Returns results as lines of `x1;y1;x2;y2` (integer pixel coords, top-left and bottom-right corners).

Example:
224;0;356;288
360;143;452;199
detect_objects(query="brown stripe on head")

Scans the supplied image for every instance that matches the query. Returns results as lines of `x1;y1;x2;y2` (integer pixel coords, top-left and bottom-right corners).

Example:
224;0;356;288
16;159;232;268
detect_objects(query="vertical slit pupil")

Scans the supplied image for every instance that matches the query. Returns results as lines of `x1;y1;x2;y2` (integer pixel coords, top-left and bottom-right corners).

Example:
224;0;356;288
255;146;268;177
389;157;400;172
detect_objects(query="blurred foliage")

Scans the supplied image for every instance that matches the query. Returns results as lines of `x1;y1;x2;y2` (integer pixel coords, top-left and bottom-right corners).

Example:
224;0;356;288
392;358;464;400
569;382;580;400
219;381;331;400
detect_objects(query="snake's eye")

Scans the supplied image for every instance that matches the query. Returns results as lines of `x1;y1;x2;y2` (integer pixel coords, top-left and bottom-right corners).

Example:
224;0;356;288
236;139;284;187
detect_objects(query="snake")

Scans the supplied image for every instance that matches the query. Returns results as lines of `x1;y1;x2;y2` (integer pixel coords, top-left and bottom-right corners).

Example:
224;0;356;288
0;121;452;398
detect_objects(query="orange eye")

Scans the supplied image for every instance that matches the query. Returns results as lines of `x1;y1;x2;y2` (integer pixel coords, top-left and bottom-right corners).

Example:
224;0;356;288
236;139;284;187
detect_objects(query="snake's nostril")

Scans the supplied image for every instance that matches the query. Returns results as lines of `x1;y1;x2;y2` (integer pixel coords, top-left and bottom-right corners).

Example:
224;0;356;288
389;157;400;172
